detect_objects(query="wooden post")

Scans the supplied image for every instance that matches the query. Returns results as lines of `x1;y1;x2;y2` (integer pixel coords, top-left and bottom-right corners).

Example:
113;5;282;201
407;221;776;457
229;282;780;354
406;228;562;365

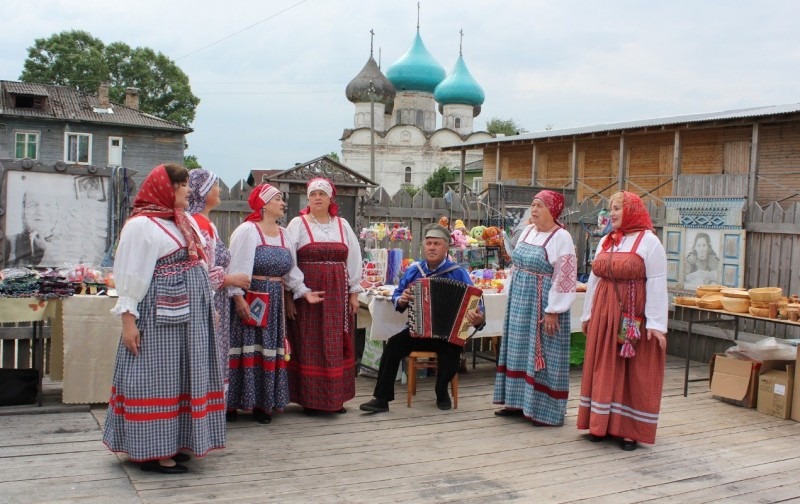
531;143;538;186
495;146;501;183
748;123;760;204
617;134;626;191
459;150;466;195
672;130;682;194
571;139;578;189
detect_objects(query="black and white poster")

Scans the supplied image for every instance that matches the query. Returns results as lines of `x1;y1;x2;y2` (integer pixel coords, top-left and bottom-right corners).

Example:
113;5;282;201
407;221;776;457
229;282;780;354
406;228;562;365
4;171;109;267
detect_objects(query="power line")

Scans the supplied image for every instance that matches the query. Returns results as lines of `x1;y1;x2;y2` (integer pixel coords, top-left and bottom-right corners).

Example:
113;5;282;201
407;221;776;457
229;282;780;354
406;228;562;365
176;0;311;61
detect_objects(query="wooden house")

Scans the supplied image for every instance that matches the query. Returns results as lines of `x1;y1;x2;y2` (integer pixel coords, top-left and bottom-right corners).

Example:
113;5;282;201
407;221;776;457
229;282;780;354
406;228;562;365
442;104;800;206
0;80;191;188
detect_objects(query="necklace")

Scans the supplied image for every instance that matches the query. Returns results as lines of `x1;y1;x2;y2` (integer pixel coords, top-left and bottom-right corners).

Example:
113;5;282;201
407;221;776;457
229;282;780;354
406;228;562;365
310;214;335;239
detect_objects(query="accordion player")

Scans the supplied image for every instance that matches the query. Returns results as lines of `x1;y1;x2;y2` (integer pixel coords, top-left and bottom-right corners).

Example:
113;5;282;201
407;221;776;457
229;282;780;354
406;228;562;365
407;277;484;347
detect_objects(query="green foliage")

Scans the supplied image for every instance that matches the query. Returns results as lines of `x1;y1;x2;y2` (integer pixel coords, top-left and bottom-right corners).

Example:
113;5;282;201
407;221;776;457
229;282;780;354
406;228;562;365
422;166;455;198
485;117;528;136
20;30;199;126
184;155;202;169
402;186;419;197
327;151;340;162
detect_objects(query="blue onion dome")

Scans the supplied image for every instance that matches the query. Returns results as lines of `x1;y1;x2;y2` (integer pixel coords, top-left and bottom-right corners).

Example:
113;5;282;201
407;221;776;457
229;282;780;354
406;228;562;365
346;55;396;105
434;54;485;107
386;32;446;93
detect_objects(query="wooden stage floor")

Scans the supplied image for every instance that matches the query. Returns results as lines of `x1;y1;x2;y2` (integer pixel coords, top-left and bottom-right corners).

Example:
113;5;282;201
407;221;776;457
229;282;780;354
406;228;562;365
2;356;800;503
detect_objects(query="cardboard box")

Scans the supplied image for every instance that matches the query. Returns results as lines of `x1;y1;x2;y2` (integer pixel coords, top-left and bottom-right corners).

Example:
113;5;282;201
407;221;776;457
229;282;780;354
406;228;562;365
791;346;800;421
757;365;794;419
709;353;795;408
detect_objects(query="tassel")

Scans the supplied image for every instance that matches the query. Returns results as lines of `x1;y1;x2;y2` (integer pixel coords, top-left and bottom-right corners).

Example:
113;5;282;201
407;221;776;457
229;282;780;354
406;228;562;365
284;337;292;362
619;340;636;358
535;353;546;371
626;322;641;342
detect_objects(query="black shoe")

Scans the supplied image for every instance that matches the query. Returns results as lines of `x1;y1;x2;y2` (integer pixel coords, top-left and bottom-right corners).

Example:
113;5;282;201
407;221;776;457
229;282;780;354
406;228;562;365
171;452;191;463
140;460;188;474
359;398;389;413
226;410;238;422
494;408;522;417
436;398;452;411
336;407;347;414
621;439;638;451
253;409;272;424
302;407;319;416
586;433;608;442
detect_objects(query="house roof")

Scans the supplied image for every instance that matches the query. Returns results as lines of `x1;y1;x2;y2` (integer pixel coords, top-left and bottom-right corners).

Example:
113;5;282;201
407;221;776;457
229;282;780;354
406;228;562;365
0;80;191;133
443;103;800;150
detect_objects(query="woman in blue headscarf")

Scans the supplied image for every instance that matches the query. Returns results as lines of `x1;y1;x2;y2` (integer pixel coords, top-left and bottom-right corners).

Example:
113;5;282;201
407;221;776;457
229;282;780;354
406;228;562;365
188;169;250;396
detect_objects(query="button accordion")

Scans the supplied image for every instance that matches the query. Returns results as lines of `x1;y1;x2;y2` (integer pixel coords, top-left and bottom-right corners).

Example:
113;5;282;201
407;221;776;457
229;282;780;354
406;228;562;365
407;277;483;346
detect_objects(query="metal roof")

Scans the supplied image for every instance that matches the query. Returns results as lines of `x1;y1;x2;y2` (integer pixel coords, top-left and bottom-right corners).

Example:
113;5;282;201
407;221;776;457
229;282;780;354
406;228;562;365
0;80;191;132
445;103;800;150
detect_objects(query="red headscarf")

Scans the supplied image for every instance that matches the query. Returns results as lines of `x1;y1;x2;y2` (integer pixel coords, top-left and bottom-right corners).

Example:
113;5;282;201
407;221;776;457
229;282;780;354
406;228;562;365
602;191;654;251
245;183;282;222
129;164;205;261
533;190;565;225
299;177;339;216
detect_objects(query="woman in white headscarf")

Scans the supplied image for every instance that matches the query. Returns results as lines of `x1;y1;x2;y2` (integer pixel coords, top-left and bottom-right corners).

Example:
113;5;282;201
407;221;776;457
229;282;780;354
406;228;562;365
188;169;250;393
285;177;363;415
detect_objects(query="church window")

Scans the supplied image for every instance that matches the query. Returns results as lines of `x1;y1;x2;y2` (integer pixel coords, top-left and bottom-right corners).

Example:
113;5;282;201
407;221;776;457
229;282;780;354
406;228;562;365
455;117;461;129
415;110;423;128
405;167;412;183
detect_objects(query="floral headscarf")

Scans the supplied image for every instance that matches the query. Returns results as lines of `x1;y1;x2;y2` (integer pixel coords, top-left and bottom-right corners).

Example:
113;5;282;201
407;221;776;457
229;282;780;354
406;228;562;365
245;183;282;222
130;164;204;261
533;190;565;225
602;191;654;251
187;168;219;214
300;177;339;216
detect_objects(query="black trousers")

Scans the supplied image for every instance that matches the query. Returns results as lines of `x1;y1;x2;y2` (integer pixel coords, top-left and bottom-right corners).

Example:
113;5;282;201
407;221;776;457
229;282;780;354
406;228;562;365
373;328;463;402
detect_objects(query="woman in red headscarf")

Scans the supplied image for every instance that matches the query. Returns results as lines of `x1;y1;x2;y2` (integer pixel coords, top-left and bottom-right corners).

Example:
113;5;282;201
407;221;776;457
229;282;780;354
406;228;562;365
225;184;323;424
285;177;363;415
103;164;225;474
577;191;668;451
493;190;577;426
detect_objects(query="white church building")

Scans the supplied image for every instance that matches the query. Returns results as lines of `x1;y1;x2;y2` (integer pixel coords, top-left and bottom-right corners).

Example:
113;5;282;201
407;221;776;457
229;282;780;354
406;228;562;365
341;28;493;195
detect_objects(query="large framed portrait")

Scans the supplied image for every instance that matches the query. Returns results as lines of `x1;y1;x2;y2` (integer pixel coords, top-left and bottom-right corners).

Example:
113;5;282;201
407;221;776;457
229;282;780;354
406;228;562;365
3;170;109;267
683;229;723;289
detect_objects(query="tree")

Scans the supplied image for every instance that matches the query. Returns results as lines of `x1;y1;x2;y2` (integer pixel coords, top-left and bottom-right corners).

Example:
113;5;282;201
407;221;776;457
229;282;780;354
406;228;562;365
422;166;456;198
184;155;202;169
327;152;340;162
20;30;199;126
486;117;528;136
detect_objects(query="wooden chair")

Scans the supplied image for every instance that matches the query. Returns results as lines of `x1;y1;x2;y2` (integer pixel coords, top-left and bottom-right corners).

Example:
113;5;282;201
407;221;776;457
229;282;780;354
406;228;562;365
406;351;458;408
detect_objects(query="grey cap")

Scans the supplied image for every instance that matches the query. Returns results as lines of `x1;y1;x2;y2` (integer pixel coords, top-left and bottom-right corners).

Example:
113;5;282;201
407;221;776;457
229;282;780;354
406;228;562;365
424;223;451;243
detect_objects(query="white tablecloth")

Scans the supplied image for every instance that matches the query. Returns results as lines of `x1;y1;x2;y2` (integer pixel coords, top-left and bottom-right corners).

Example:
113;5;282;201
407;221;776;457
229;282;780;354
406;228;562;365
359;289;586;341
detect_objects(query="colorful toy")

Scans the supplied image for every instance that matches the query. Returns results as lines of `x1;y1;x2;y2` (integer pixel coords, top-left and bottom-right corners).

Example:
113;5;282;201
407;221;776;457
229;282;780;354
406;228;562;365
470;225;487;240
438;216;450;228
482;226;503;247
453;219;467;232
451;229;468;249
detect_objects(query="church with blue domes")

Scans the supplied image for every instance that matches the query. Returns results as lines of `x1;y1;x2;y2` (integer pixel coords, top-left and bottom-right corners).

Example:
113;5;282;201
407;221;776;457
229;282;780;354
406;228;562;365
341;27;493;195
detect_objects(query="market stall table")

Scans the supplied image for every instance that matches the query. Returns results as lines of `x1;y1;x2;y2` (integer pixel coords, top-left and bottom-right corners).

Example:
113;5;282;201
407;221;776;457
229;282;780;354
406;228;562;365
50;295;120;404
676;304;800;397
0;297;58;406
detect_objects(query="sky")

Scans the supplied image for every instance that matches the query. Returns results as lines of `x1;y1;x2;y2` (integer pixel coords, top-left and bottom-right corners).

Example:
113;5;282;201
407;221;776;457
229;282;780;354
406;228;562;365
2;0;800;187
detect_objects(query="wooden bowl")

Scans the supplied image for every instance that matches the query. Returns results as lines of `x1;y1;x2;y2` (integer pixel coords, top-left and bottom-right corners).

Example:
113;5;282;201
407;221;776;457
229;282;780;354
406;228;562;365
750;300;771;309
697;293;724;310
749;306;771;318
720;288;750;299
674;296;699;306
721;296;750;313
749;287;783;302
696;285;723;298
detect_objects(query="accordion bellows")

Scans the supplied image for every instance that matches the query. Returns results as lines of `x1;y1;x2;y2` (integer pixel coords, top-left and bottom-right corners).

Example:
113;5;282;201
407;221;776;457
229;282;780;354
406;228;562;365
407;278;483;346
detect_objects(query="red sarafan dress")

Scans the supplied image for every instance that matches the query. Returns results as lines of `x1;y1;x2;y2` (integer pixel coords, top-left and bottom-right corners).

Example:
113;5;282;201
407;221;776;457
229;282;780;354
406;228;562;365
287;216;357;412
577;230;666;444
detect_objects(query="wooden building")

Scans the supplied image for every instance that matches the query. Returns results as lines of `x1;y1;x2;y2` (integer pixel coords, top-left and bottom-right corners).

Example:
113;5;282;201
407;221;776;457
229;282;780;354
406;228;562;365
442;104;800;207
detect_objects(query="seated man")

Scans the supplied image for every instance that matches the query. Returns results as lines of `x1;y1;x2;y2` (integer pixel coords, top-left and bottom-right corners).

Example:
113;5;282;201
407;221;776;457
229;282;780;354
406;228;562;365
360;224;485;413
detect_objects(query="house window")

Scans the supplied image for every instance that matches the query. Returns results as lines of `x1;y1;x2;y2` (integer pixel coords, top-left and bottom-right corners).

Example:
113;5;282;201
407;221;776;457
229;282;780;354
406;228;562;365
65;132;92;165
455;117;461;129
472;177;483;193
14;94;46;110
405;166;412;184
15;132;39;159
